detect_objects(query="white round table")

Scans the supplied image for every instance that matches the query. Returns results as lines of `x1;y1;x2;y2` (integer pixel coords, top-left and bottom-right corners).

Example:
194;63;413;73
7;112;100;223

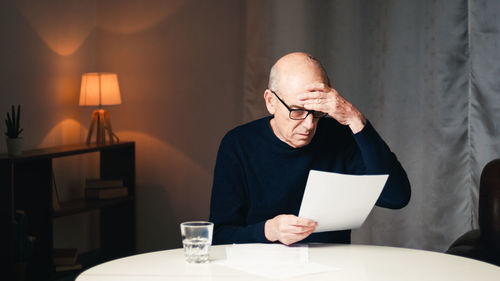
76;244;500;280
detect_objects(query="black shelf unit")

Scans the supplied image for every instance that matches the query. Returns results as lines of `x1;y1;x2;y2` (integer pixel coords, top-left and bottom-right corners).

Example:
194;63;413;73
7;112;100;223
2;142;136;281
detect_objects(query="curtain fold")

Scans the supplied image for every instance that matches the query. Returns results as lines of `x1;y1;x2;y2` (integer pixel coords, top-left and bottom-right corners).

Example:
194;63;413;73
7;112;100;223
243;0;500;251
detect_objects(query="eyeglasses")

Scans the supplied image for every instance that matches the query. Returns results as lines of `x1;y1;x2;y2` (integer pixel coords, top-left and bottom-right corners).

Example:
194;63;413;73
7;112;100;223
270;90;327;120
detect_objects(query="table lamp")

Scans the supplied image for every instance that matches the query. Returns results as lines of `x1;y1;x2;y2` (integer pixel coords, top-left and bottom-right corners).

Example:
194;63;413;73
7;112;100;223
79;72;121;145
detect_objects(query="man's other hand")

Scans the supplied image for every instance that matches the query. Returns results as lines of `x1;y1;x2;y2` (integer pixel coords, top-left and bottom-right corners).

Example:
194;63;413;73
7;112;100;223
264;215;317;245
297;83;366;134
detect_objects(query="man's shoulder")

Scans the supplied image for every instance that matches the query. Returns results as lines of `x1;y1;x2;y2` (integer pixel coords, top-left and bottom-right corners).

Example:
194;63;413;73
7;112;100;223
221;116;270;147
225;116;269;138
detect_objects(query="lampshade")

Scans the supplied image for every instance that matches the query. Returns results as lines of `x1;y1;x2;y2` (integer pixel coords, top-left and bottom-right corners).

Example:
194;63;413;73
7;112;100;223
79;72;121;106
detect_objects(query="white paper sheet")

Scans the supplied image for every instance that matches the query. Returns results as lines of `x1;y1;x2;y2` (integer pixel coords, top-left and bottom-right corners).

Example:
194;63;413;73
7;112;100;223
225;243;309;263
298;170;388;233
215;244;338;279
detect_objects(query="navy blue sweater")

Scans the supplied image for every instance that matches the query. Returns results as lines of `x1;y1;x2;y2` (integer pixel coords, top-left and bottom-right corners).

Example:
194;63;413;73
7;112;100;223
209;116;411;245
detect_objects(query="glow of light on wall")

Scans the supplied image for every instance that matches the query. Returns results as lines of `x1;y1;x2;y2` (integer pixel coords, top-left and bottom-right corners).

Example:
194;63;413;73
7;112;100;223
97;0;188;34
39;118;86;147
17;0;95;56
117;130;211;183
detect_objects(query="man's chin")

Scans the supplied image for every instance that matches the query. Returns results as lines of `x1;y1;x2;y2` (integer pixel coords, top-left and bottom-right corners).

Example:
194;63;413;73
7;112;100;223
292;137;313;148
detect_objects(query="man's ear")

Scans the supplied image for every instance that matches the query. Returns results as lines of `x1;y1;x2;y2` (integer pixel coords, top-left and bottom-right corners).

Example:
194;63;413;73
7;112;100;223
264;89;276;115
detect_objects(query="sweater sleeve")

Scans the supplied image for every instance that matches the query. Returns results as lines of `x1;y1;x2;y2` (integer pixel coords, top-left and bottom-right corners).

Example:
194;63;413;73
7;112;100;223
209;133;269;244
347;121;411;209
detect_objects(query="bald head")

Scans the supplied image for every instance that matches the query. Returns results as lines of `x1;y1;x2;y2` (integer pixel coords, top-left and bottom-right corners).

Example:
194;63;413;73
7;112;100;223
268;52;329;93
263;52;329;148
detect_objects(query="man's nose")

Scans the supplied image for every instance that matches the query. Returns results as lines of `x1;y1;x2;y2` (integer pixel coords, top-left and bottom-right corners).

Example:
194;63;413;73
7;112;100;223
302;113;315;129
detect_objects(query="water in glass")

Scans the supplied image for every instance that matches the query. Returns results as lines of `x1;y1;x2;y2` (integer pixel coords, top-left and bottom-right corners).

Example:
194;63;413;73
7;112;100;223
182;237;211;263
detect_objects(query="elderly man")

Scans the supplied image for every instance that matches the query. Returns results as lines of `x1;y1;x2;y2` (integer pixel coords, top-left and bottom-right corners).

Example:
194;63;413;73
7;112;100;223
209;52;411;245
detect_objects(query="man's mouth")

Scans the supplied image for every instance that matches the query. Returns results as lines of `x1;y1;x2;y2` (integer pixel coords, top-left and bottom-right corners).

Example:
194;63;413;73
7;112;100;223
297;132;311;138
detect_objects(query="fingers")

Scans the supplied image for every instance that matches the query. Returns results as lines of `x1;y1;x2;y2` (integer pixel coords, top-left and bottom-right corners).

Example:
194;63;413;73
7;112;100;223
296;87;339;114
298;83;340;100
297;91;325;101
301;102;324;109
292;216;317;227
299;92;353;123
296;94;329;113
301;102;330;115
278;225;316;245
296;84;365;133
281;224;315;235
279;215;316;229
266;215;317;245
280;229;315;245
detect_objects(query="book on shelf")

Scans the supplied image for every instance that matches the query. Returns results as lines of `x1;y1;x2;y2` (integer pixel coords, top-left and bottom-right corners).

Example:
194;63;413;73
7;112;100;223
85;178;124;189
52;170;61;211
55;263;82;272
53;248;78;266
85;186;128;200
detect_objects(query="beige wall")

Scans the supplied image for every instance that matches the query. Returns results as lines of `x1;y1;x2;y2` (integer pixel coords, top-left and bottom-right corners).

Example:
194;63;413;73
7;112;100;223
0;0;96;150
95;0;246;251
1;0;246;252
0;0;101;252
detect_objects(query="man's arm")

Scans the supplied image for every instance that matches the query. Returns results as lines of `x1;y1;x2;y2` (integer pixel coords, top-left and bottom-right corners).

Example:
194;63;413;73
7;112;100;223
348;121;411;209
209;134;269;244
298;83;411;209
210;133;318;245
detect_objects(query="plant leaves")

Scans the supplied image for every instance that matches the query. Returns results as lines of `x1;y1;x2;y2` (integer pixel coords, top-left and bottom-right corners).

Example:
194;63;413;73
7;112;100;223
16;104;20;131
11;105;15;128
7;112;12;128
5;105;22;137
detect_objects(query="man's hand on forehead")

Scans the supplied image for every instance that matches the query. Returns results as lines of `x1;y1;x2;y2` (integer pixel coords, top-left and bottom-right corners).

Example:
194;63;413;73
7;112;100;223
296;83;366;134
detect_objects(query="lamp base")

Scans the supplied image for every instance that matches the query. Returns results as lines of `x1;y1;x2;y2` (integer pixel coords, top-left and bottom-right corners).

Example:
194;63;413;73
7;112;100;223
86;109;119;145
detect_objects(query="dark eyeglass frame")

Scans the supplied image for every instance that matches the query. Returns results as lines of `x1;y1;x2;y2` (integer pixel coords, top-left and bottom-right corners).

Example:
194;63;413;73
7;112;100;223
270;90;327;120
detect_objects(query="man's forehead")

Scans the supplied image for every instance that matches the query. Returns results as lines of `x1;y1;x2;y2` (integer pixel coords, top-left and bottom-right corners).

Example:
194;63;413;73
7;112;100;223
280;75;327;97
277;66;327;92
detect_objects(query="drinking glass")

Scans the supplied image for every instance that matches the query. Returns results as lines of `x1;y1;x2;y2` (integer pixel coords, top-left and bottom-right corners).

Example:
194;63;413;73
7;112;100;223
180;221;214;263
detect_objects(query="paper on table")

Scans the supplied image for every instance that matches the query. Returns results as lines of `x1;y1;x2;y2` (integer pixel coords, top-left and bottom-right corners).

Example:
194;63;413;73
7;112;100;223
214;244;337;279
298;170;388;233
225;243;309;263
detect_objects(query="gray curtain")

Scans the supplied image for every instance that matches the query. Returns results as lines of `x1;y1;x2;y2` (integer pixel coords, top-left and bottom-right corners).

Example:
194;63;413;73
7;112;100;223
243;0;500;251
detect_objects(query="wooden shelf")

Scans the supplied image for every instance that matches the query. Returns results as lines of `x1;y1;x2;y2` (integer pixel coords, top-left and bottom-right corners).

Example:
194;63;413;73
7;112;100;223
3;142;136;281
0;142;134;162
53;197;133;218
49;249;106;281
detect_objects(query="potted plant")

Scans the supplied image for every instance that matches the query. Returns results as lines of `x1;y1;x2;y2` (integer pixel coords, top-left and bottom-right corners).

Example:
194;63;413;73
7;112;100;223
5;104;23;156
